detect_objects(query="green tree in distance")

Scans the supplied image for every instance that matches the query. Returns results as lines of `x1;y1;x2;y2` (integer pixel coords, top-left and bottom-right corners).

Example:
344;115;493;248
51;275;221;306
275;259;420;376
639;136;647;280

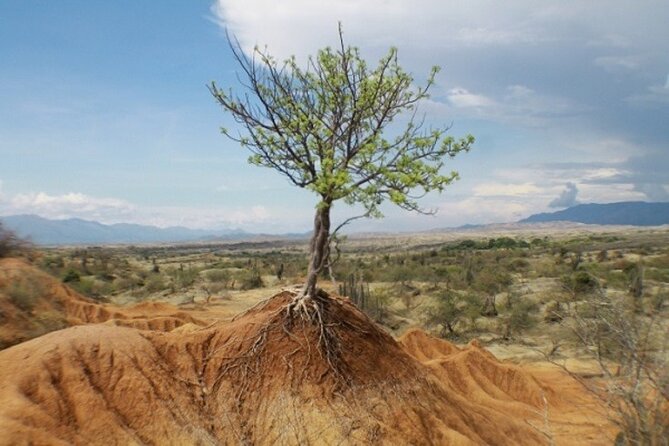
210;26;473;317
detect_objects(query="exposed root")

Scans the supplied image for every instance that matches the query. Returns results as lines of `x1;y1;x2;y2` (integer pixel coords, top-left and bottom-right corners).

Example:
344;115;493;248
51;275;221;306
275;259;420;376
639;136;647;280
285;290;351;386
215;289;357;407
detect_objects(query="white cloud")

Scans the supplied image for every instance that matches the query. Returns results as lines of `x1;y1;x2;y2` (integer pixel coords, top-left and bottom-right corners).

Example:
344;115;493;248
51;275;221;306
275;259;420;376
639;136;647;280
4;192;136;221
594;55;640;72
438;84;584;127
0;189;307;232
581;167;626;181
447;88;495;109
578;183;645;203
627;76;669;105
473;182;542;197
437;196;536;225
548;182;579;208
211;0;668;62
455;27;543;47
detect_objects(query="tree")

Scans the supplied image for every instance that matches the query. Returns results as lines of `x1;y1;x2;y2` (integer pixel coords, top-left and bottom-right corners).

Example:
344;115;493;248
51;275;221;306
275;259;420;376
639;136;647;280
567;289;669;445
210;26;473;317
0;223;31;259
430;289;462;336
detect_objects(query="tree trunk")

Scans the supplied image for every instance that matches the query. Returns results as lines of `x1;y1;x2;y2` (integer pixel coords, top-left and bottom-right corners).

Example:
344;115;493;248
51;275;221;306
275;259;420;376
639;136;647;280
302;200;332;299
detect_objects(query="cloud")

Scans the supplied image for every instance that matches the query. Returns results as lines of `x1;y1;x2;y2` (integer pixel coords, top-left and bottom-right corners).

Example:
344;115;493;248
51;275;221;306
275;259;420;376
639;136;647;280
549;182;579;208
435;84;587;127
212;0;667;58
594;55;640;73
455;27;544;47
633;183;669;202
447;88;495;109
436;195;538;225
3;192;136;221
627;75;669;105
0;189;306;232
473;182;542;197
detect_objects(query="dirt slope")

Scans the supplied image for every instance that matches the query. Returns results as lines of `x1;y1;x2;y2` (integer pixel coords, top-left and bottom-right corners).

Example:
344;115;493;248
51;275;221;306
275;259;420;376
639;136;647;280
0;291;613;445
0;258;206;348
399;330;613;445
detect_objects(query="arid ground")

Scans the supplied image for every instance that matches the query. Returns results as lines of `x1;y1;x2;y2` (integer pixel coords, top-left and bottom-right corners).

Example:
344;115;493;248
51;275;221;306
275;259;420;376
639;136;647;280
1;224;667;444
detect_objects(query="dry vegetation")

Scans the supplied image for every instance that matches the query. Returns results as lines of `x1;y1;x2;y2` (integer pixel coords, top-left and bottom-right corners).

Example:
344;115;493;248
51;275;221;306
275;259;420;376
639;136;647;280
1;225;668;444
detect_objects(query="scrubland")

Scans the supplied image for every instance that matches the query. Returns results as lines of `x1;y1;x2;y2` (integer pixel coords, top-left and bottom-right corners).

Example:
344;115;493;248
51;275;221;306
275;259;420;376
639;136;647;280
1;225;667;444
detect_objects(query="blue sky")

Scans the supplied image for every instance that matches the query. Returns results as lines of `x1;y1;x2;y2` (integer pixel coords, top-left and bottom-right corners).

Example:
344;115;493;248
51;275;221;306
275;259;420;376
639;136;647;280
1;1;668;233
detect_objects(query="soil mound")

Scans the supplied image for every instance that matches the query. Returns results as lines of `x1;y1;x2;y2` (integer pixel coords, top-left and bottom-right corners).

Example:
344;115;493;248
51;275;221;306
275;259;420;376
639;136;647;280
0;258;205;348
399;327;461;361
0;290;613;445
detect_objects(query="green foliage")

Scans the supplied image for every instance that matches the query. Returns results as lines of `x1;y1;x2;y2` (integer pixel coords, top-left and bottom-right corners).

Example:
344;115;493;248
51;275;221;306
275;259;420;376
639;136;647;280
211;27;473;293
62;269;81;283
211;30;473;217
166;266;199;291
429;289;474;336
205;269;231;284
624;262;644;300
144;274;167;293
70;278;95;296
474;269;512;296
562;271;599;297
487;237;521;249
501;298;539;339
7;280;42;311
238;269;264;290
506;258;530;272
339;273;370;309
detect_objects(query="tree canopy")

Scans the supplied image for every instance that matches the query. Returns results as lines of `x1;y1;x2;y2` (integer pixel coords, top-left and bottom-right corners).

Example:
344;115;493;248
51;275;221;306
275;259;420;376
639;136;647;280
210;27;474;302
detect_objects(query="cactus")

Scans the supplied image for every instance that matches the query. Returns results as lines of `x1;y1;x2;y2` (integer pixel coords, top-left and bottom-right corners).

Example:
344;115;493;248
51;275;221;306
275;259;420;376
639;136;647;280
339;273;379;319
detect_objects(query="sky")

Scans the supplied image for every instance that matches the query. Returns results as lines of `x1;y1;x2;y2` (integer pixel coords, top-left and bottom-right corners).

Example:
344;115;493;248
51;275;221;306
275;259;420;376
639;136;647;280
1;0;668;233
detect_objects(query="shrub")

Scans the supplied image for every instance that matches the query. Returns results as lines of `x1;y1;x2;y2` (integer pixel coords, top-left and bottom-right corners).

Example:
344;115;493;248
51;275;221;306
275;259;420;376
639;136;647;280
7;280;41;311
0;223;31;258
543;300;564;323
239;269;264;290
62;269;81;283
429;289;464;336
507;258;530;272
205;269;230;284
501;298;538;339
144;274;167;293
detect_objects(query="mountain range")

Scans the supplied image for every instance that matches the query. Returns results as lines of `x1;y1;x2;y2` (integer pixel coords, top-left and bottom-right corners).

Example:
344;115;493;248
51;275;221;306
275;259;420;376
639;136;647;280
519;201;669;226
0;215;249;245
2;201;668;245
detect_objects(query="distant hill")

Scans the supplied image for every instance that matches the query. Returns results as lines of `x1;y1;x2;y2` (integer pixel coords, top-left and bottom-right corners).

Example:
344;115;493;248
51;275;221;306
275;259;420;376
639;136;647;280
520;202;669;226
0;214;249;245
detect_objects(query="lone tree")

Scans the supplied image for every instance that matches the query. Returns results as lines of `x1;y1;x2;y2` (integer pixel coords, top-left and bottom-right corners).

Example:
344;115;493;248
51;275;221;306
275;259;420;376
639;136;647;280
210;28;473;317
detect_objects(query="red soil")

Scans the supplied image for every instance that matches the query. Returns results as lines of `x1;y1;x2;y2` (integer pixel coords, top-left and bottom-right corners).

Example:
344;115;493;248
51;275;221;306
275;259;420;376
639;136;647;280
0;258;205;348
0;286;615;445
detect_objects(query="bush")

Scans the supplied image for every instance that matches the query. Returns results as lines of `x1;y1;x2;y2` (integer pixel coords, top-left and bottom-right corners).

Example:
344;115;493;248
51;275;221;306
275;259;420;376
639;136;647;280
174;268;198;290
62;269;81;283
7;280;42;311
0;223;31;258
501;298;538;339
562;271;599;297
70;278;95;296
568;294;669;444
429;289;464;336
144;274;167;293
543;300;564;323
238;269;264;290
507;258;530;272
205;269;230;284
